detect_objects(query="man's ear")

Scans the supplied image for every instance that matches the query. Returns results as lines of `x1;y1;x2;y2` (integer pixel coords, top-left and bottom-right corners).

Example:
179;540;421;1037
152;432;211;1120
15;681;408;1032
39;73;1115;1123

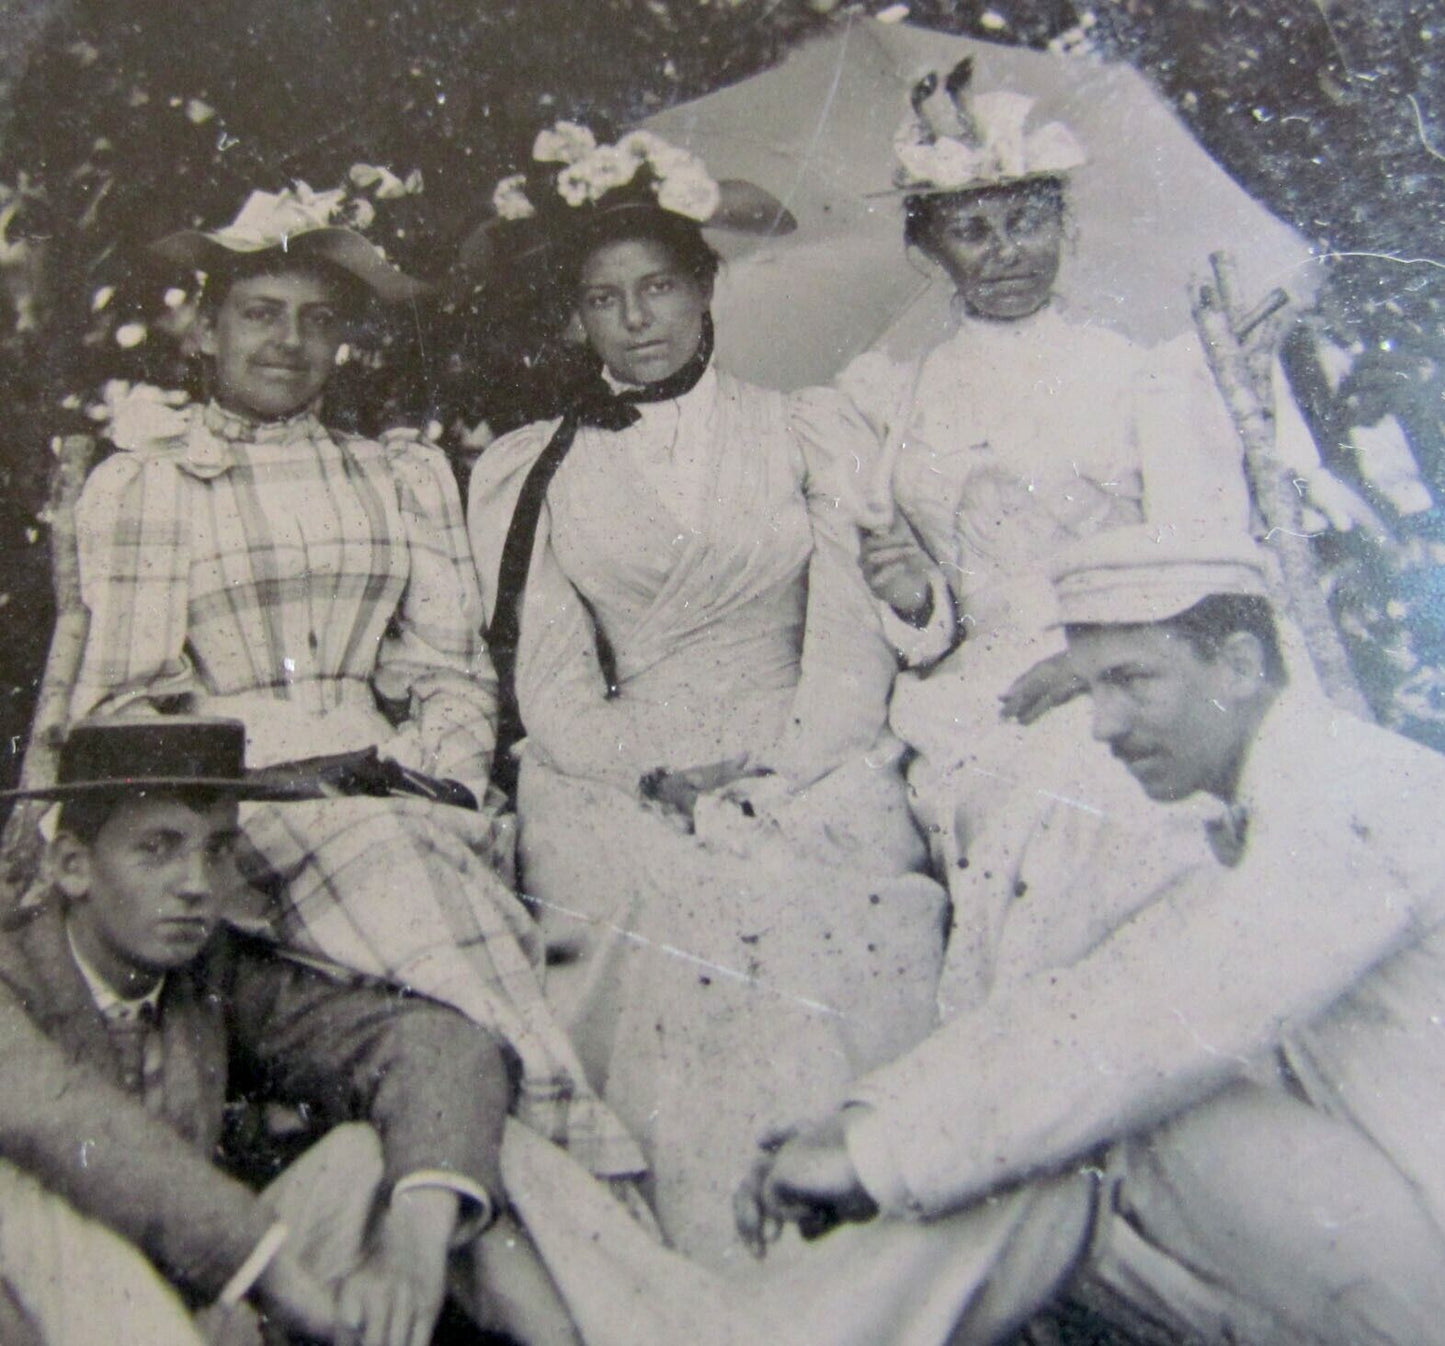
1218;630;1269;692
50;833;92;904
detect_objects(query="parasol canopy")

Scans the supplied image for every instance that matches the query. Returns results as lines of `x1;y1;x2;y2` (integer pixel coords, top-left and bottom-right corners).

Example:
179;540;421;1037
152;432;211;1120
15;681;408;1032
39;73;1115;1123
641;16;1315;389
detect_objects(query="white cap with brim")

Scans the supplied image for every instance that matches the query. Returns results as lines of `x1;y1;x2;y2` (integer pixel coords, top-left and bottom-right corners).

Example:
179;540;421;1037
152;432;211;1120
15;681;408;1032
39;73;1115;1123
1050;526;1271;627
151;188;429;304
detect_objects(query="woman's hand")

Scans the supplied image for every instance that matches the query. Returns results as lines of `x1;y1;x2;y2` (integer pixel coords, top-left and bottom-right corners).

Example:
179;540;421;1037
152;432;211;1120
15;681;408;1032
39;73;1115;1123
640;756;753;826
999;651;1086;726
860;517;935;625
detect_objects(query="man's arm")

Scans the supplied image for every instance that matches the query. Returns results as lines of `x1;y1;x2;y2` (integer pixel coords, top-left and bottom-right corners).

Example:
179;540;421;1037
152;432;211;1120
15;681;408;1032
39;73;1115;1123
225;934;512;1206
845;801;1442;1219
226;938;515;1343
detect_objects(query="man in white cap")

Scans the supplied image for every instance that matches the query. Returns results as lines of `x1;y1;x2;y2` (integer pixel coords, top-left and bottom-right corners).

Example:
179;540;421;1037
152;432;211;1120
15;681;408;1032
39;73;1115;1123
493;527;1445;1344
714;525;1445;1344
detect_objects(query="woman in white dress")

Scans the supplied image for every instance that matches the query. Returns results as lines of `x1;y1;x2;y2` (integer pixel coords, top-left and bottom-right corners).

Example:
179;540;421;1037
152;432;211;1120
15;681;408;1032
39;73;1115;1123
841;65;1251;932
468;125;948;1266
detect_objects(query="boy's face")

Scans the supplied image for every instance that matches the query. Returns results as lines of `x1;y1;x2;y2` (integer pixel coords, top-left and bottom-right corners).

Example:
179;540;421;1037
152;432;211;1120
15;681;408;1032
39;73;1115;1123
59;794;242;983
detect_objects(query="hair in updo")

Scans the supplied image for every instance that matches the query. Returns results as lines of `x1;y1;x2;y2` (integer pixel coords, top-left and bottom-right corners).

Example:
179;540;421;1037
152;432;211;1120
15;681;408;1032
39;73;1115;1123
198;251;371;322
902;175;1067;263
552;205;722;308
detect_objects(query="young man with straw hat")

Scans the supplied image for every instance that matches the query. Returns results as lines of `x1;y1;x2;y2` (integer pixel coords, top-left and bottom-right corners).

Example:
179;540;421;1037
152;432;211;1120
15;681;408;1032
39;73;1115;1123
0;717;576;1346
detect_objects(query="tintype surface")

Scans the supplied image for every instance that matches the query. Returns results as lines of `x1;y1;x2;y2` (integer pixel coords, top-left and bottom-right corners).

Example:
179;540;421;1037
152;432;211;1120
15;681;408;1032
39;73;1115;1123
0;2;1439;1343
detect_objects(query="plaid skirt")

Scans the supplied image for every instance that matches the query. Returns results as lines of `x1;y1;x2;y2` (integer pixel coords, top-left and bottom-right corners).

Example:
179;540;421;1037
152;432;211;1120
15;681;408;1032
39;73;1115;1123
238;792;644;1181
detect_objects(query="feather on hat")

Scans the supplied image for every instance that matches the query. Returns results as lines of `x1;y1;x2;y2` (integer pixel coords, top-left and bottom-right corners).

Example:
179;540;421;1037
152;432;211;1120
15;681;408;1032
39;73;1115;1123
893;59;1086;195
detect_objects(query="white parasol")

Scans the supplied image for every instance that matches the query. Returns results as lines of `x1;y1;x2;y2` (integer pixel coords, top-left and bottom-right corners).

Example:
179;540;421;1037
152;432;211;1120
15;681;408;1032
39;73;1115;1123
641;16;1315;390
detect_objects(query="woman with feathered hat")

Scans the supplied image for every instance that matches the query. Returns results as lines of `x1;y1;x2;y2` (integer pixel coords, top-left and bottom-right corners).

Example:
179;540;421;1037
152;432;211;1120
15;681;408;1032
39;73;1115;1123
66;181;647;1267
840;64;1253;941
466;125;948;1265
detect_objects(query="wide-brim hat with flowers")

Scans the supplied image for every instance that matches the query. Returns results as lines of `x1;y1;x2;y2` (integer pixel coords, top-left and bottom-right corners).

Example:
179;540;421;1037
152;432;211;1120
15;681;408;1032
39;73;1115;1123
459;122;797;282
891;58;1086;198
152;177;430;304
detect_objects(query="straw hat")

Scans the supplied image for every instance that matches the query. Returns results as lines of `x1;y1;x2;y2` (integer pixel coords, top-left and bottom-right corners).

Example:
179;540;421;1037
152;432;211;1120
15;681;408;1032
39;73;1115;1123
151;183;429;303
891;58;1086;197
459;122;796;282
2;718;321;802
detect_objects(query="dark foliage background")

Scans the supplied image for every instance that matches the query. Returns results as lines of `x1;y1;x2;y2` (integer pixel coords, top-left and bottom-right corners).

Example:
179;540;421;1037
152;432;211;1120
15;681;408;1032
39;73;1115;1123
0;0;1441;784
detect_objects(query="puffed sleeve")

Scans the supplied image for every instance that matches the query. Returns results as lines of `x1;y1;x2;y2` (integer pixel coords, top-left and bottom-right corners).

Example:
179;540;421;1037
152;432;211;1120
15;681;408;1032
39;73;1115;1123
373;433;498;787
468;423;647;789
70;451;200;720
757;388;901;788
837;352;959;667
834;348;915;446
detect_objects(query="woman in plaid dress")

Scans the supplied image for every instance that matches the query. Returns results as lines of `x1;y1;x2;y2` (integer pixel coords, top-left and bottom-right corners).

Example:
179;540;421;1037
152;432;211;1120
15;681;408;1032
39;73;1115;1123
68;186;642;1186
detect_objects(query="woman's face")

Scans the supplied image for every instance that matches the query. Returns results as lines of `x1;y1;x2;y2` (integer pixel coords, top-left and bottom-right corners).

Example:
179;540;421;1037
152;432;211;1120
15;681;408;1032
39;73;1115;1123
922;184;1064;322
198;269;348;420
574;237;711;386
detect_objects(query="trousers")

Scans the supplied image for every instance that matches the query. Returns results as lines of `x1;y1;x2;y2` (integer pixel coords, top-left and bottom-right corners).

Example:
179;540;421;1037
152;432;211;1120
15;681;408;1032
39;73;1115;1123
503;1079;1445;1346
0;1122;578;1345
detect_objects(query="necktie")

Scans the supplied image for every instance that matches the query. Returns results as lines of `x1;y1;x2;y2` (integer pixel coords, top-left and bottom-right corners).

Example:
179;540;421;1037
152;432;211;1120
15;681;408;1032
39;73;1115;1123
105;1000;160;1105
1204;803;1250;868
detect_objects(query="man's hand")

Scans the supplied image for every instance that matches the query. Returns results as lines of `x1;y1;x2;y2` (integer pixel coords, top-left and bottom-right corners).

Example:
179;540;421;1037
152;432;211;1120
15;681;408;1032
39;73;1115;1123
999;651;1085;726
734;1116;878;1257
334;1187;457;1346
860;517;935;624
252;1248;338;1342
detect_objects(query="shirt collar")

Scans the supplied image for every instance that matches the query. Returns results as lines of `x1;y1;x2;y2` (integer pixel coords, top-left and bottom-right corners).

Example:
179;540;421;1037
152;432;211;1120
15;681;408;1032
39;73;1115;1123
1226;684;1319;822
66;922;165;1020
601;362;718;405
202;399;325;445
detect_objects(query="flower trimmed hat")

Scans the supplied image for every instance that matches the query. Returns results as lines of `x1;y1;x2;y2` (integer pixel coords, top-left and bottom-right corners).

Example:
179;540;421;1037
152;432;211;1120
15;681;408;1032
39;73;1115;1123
892;59;1086;196
460;122;797;281
151;174;429;304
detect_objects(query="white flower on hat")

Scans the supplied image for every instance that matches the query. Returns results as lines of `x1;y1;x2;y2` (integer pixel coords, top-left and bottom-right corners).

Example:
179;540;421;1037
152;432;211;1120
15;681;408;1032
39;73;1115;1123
217;183;346;249
346;197;377;231
655;163;721;223
556;164;592;207
893;63;1086;193
584;144;642;195
348;163;424;200
533;120;597;166
496;124;723;227
491;173;536;221
618;130;693;180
